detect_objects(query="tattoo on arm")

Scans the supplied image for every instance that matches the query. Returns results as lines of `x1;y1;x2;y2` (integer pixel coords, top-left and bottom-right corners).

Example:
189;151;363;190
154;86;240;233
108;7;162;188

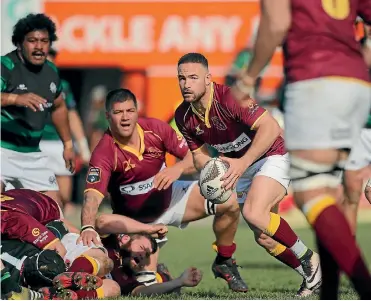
81;192;103;226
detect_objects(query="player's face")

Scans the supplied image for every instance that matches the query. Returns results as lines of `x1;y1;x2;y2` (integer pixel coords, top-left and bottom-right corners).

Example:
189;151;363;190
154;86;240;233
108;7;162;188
177;63;211;103
20;30;51;66
120;235;154;271
107;99;138;139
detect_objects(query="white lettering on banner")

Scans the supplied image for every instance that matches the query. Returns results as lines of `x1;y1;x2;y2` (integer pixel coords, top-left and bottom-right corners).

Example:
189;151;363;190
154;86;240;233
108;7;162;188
212;133;251;153
53;14;242;53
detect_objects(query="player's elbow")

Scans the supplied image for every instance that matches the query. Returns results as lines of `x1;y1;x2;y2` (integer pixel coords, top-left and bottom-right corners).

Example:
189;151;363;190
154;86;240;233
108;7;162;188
95;214;109;233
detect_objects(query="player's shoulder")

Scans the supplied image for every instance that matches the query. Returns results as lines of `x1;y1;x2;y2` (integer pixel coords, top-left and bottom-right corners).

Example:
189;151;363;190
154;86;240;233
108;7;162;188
174;100;193;125
45;60;60;75
1;51;17;71
213;82;231;105
138;117;169;130
92;131;115;154
61;79;71;90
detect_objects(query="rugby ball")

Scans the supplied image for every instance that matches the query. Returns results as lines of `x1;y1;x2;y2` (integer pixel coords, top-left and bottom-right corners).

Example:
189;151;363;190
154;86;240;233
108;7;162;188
199;158;232;204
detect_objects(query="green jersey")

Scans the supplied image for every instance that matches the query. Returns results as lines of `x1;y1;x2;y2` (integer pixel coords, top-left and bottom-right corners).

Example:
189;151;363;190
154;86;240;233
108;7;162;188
42;79;76;140
1;51;62;152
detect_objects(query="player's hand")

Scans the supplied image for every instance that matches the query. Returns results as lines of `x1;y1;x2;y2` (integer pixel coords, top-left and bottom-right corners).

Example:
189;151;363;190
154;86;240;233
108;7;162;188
63;147;76;173
179;267;203;287
13;93;47;112
153;166;182;190
221;157;248;190
146;224;168;239
77;229;102;247
45;239;67;258
231;76;255;104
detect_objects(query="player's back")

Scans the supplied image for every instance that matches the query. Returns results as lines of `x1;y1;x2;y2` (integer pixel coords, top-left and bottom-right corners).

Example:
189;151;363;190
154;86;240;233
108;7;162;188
284;0;370;83
1;189;61;222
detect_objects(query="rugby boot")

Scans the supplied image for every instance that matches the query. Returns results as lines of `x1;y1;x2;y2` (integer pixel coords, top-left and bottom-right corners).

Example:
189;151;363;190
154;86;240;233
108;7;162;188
53;272;103;291
39;287;78;300
297;251;322;297
295;278;321;298
3;286;43;300
212;258;248;292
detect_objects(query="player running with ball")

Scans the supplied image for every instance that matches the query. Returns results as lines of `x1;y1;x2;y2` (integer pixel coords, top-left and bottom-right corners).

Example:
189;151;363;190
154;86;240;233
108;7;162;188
174;53;321;296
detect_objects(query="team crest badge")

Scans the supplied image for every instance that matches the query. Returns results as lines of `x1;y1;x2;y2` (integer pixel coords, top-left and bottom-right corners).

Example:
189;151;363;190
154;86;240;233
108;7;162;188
87;167;101;184
195;124;204;135
50;82;57;93
147;147;162;158
211;116;227;130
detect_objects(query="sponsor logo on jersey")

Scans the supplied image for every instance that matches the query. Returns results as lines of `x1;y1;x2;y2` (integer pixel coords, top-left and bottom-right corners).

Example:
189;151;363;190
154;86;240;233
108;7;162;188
50;82;57;93
123;159;136;171
86;167;101;184
147;147;163;158
32;228;40;237
195;124;204;135
211;116;227;130
212;133;251;153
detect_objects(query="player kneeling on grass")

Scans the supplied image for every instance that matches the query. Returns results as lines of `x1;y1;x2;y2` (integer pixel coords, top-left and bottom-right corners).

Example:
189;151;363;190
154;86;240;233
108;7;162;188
174;53;321;297
101;232;202;296
79;88;247;292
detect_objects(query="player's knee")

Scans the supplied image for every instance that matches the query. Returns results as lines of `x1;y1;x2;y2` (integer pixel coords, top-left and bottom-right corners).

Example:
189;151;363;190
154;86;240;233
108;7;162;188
96;256;114;276
216;196;239;217
241;201;263;226
343;170;363;205
101;279;121;298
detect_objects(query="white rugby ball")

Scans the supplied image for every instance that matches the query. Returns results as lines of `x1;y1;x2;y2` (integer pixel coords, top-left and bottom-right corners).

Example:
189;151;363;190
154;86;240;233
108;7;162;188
199;158;232;204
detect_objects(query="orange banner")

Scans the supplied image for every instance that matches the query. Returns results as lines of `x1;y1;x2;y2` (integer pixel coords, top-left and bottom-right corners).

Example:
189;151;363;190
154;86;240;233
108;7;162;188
45;0;260;68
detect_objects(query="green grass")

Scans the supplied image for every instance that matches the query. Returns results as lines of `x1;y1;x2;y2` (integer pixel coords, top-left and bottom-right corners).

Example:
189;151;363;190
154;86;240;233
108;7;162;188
119;221;371;300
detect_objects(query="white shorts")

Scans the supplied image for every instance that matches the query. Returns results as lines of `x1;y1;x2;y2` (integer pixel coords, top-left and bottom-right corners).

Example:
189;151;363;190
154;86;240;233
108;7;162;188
39;140;72;176
151;181;198;229
284;78;371;150
345;129;371;171
1;147;59;191
236;154;291;203
61;233;106;266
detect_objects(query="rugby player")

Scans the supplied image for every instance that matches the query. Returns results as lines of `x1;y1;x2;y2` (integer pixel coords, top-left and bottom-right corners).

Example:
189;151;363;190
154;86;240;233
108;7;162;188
342;22;371;234
174;53;320;296
78;88;248;292
231;0;371;298
0;13;75;203
40;48;91;214
102;233;202;296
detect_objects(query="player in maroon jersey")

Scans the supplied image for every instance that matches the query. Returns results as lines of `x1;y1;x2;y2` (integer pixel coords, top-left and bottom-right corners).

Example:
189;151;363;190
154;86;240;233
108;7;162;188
1;189;67;256
102;233;202;296
175;53;321;297
78;88;247;292
232;0;371;299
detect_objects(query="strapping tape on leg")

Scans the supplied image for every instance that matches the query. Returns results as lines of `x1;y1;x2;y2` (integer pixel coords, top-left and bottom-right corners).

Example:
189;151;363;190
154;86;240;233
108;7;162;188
204;199;217;216
289;156;342;191
135;271;157;286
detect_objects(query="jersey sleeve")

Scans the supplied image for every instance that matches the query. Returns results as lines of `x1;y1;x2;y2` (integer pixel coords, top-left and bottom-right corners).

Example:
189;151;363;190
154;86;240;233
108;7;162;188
84;141;114;197
1;56;14;92
174;108;205;152
61;80;77;110
1;210;58;249
358;0;371;24
155;119;189;159
222;89;266;129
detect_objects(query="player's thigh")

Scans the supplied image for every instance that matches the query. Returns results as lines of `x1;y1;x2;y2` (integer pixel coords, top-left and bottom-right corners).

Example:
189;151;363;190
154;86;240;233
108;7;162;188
284;78;371;150
56;176;73;203
40;140;72;177
345;129;371;171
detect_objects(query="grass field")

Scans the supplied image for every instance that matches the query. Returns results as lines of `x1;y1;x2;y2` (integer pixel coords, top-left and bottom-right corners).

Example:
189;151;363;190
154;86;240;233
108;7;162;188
120;220;371;300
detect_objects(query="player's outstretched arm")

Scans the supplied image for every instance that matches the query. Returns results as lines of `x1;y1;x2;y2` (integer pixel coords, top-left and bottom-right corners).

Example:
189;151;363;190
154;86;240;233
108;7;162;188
68;109;91;163
79;189;105;246
192;145;212;172
131;267;202;296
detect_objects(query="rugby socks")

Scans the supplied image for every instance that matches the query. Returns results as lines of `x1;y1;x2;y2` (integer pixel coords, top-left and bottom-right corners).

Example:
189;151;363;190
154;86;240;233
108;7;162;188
1;267;21;294
215;243;236;264
303;195;371;298
265;213;311;261
68;256;99;275
75;287;104;299
267;244;305;277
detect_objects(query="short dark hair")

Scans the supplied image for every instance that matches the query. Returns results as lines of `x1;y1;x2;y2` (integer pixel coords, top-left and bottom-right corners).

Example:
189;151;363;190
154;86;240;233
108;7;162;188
105;88;137;111
48;48;58;59
12;13;58;46
130;233;158;254
177;52;208;69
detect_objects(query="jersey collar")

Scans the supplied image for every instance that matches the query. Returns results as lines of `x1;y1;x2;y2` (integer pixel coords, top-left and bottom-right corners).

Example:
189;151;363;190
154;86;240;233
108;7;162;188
190;82;214;128
113;124;145;161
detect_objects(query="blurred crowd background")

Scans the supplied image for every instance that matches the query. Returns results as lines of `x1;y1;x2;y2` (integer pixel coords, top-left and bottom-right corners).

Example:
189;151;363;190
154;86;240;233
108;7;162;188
1;0;368;218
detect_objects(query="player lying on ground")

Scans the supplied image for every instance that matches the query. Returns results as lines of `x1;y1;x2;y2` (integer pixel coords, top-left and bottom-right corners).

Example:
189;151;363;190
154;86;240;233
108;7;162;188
78;88;248;292
0;13;75;204
231;0;371;299
174;53;321;297
101;233;203;296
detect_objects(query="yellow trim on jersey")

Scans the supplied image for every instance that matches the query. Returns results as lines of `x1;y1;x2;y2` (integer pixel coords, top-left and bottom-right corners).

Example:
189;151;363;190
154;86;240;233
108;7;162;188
190;82;214;128
325;76;371;87
114;124;145;160
84;188;105;199
191;144;206;153
251;110;267;130
42;238;59;250
144;130;162;141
